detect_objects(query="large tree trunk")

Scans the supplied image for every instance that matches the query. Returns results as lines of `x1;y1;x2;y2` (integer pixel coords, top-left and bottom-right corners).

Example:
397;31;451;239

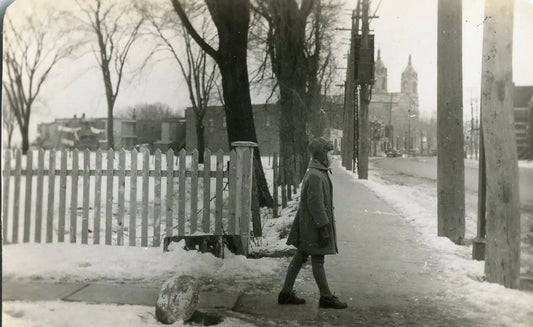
481;0;520;289
437;0;465;244
212;0;273;207
196;121;205;164
107;107;114;150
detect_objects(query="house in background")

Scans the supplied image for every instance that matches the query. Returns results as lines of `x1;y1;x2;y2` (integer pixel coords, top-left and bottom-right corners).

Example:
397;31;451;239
185;104;280;155
35;114;186;151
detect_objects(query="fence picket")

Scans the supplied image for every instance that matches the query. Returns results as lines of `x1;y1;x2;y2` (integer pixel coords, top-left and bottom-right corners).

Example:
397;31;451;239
105;149;113;245
70;149;79;243
273;153;279;218
215;150;223;235
12;149;22;243
93;149;102;244
153;149;162;247
202;149;211;233
81;149;90;244
165;149;174;238
117;149;126;245
141;149;149;247
178;149;186;236
190;149;199;233
129;149;138;246
46;150;56;243
34;149;44;243
2;151;11;244
23;150;33;242
58;149;67;242
228;150;237;234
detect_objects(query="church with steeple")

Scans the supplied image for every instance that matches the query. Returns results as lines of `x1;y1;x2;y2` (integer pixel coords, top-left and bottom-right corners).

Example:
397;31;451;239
368;50;420;155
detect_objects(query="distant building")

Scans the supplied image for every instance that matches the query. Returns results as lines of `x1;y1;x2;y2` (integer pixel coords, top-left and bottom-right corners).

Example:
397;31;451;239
368;51;421;155
514;85;533;159
35;114;186;151
185;104;280;154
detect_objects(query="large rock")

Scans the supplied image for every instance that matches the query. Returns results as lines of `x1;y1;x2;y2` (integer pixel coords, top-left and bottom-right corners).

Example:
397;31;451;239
155;275;200;324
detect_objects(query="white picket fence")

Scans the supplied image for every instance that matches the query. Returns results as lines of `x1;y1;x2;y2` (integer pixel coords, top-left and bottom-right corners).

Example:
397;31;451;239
1;142;255;253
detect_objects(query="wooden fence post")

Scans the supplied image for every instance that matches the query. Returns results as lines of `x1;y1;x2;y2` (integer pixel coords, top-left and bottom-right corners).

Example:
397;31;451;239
273;153;279;218
81;149;90;244
46;150;56;243
23;150;33;243
166;149;174;239
153;149;162;247
93;149;101;244
130;149;138;246
231;141;256;257
2;150;11;244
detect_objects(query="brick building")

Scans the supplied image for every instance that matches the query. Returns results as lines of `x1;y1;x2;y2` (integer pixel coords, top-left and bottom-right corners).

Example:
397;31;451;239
185;104;280;154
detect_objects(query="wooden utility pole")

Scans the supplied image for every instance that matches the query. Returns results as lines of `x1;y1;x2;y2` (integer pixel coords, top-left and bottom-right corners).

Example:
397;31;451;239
481;0;520;289
437;0;465;244
473;119;486;260
342;2;360;171
357;0;371;179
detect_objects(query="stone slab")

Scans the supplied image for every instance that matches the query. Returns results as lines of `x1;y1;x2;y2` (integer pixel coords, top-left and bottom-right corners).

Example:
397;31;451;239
2;282;86;301
64;284;160;306
234;293;318;322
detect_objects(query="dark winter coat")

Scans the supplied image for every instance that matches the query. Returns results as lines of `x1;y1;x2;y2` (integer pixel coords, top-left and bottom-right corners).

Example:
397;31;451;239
286;160;338;255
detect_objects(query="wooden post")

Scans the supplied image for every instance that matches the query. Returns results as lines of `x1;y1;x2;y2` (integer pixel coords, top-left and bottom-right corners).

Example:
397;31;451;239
141;148;149;247
46;150;56;243
81;149;90;244
12;149;21;243
437;0;465;245
273;153;279;218
129;149;138;246
215;150;224;235
178;149;186;236
228;150;237;234
2;150;11;244
473;122;486;260
59;149;68;242
202;149;211;233
232;141;256;257
105;149;113;245
153;149;162;247
280;156;287;208
23;150;33;243
35;149;44;243
93;149;102;244
116;149;126;245
165;149;174;238
481;0;520;289
190;149;199;233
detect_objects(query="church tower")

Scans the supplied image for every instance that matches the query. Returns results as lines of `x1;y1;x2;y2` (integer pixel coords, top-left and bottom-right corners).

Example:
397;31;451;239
401;55;418;98
373;49;388;92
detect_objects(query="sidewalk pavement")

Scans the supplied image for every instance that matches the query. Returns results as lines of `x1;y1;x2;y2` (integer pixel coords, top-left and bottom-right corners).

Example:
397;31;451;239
1;163;484;326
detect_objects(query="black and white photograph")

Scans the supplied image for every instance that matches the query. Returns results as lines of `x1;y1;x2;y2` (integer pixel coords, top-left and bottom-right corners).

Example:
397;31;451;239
1;0;533;325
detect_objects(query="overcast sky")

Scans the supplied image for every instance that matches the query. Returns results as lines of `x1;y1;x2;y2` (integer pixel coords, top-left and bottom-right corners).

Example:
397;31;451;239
2;0;533;146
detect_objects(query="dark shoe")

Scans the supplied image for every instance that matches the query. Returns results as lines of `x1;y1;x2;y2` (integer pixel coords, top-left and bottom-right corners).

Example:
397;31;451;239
278;290;306;305
319;294;348;309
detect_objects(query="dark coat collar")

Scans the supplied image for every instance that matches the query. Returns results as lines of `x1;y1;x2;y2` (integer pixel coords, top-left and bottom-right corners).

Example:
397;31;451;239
308;159;331;173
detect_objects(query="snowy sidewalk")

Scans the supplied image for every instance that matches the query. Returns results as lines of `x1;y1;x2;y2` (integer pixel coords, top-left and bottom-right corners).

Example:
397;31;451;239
234;163;514;326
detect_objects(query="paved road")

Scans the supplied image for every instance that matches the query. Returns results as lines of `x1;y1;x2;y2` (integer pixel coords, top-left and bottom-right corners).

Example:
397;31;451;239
372;157;533;209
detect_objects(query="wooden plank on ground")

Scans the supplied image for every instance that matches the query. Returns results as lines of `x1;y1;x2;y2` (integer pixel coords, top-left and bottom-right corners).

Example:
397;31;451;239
165;149;174;238
215;150;223;235
178;149;186;236
34;149;44;243
70;149;79;243
81;149;90;244
117;149;126;245
93;149;102;244
228;150;237;234
153;149;162;247
2;151;11;244
129;149;138;246
141;149;149;247
105;149;113;245
23;150;33;242
46;150;56;243
190;149;199;233
202;149;211;233
58;149;67;242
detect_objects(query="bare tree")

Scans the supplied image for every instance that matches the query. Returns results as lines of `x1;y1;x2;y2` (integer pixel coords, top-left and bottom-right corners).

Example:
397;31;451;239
2;13;76;153
252;0;340;182
170;0;273;207
143;1;218;163
75;0;144;150
2;99;15;148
